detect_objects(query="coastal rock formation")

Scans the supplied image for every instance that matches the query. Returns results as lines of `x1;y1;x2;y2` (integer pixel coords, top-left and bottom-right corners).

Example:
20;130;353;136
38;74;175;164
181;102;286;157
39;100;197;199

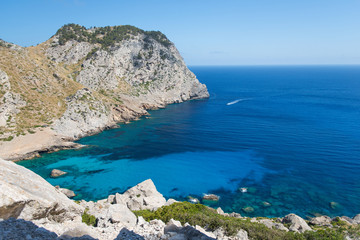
309;215;332;227
2;160;360;239
0;24;209;159
52;88;112;139
258;219;289;232
0;69;26;130
282;214;312;233
114;179;166;211
45;24;209;139
0;158;83;222
58;187;76;198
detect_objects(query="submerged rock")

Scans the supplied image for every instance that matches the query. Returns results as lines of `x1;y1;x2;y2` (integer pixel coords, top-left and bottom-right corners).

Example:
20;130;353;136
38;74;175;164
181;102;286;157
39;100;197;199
50;169;67;178
202;194;220;201
242;206;254;213
59;187;76;198
330;201;340;210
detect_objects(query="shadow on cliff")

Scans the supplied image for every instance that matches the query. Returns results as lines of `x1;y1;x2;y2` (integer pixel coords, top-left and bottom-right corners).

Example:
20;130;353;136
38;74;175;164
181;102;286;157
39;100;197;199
0;218;97;240
114;228;145;240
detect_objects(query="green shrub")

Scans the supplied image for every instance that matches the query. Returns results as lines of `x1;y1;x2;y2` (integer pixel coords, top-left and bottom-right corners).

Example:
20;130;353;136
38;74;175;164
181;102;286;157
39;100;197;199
82;209;96;226
133;202;353;240
55;24;172;49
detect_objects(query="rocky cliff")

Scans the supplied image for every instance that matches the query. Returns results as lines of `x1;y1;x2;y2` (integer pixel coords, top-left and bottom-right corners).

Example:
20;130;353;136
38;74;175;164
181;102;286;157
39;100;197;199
0;24;209;159
1;157;360;240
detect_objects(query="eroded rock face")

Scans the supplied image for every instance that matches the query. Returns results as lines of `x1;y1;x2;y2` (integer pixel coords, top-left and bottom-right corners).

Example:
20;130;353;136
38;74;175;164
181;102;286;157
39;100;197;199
309;215;332;227
0;70;26;129
282;214;312;233
259;219;289;232
114;179;166;211
0;158;83;222
45;25;209;139
52;88;112;139
353;214;360;224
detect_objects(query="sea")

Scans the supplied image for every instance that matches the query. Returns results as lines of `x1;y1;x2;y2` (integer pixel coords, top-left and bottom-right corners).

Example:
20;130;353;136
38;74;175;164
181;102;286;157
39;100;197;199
18;65;360;218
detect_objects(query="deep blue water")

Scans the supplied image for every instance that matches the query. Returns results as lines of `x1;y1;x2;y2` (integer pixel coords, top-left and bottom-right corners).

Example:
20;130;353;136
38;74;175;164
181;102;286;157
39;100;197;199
19;65;360;218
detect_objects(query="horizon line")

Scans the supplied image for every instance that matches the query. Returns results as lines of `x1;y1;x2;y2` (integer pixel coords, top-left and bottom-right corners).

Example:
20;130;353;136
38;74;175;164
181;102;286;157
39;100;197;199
188;63;360;67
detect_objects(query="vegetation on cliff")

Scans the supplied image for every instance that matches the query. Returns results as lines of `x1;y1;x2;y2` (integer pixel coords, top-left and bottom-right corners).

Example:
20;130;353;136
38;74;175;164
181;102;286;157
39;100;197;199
55;23;172;48
134;202;360;240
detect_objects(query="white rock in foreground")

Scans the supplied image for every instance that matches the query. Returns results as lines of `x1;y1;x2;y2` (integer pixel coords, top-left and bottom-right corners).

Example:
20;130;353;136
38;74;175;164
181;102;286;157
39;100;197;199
115;179;166;211
0;158;83;222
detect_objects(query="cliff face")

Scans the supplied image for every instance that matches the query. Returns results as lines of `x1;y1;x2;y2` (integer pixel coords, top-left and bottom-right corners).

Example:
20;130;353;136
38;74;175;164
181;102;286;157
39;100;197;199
0;24;209;142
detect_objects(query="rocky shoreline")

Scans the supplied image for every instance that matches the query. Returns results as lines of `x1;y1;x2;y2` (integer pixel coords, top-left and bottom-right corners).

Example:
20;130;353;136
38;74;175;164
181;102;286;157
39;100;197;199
0;24;209;161
1;158;359;240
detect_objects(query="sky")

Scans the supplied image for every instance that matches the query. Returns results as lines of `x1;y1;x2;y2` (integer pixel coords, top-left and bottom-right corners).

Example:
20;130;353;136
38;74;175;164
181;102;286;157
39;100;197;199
1;0;359;65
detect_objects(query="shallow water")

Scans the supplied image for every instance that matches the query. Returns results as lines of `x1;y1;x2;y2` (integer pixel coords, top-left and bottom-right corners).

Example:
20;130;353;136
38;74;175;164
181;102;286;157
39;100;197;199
19;65;360;218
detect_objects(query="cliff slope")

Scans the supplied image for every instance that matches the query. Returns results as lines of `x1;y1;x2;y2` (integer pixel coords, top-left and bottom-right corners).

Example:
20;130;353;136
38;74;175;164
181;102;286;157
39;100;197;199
0;24;209;159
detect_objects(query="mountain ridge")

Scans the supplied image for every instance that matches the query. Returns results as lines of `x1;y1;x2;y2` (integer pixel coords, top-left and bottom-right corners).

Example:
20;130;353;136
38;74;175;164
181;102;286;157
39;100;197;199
0;23;209;160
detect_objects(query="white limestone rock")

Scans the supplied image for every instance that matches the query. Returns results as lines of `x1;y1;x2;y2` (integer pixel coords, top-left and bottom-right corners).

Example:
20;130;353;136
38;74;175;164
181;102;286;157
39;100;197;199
106;204;137;229
115;179;166;211
282;214;312;233
0;158;83;223
309;215;332;227
53;88;112;139
353;214;360;224
259;219;289;232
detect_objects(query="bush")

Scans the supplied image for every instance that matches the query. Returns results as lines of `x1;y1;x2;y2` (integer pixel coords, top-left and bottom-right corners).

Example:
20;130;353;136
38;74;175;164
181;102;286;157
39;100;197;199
82;209;96;226
55;24;172;49
133;202;353;240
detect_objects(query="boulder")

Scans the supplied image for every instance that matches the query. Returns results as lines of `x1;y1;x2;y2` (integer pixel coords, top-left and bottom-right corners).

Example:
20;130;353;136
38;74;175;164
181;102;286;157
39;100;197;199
59;188;76;198
235;229;249;240
282;214;312;233
50;169;67;178
229;212;242;218
164;218;182;234
309;216;332;227
259;219;288;232
114;179;166;211
216;207;225;215
353;214;360;224
106;204;137;229
0;158;83;222
165;198;178;206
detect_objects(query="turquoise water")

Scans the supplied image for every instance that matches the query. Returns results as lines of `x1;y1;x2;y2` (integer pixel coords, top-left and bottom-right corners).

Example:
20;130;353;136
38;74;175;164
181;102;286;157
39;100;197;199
19;65;360;218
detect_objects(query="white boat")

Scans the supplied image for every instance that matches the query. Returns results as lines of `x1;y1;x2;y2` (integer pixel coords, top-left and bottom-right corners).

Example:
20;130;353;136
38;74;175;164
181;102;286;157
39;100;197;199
240;187;248;193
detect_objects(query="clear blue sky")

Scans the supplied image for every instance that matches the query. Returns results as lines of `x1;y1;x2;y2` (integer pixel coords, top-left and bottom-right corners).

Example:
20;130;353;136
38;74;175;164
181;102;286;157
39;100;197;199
1;0;359;65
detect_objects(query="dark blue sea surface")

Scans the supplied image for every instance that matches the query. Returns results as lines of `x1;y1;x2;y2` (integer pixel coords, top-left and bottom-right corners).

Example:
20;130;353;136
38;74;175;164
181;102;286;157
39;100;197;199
19;65;360;218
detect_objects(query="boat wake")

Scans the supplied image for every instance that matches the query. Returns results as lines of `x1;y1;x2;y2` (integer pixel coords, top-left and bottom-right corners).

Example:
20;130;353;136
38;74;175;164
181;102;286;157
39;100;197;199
226;98;251;106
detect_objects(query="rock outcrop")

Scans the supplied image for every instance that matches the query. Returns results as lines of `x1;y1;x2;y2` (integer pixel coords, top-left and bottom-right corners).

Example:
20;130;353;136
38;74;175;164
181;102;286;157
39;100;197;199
282;214;312;233
113;179;166;211
2;160;360;239
309;215;332;227
44;24;209;139
0;158;83;222
51;169;67;178
0;24;209;159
